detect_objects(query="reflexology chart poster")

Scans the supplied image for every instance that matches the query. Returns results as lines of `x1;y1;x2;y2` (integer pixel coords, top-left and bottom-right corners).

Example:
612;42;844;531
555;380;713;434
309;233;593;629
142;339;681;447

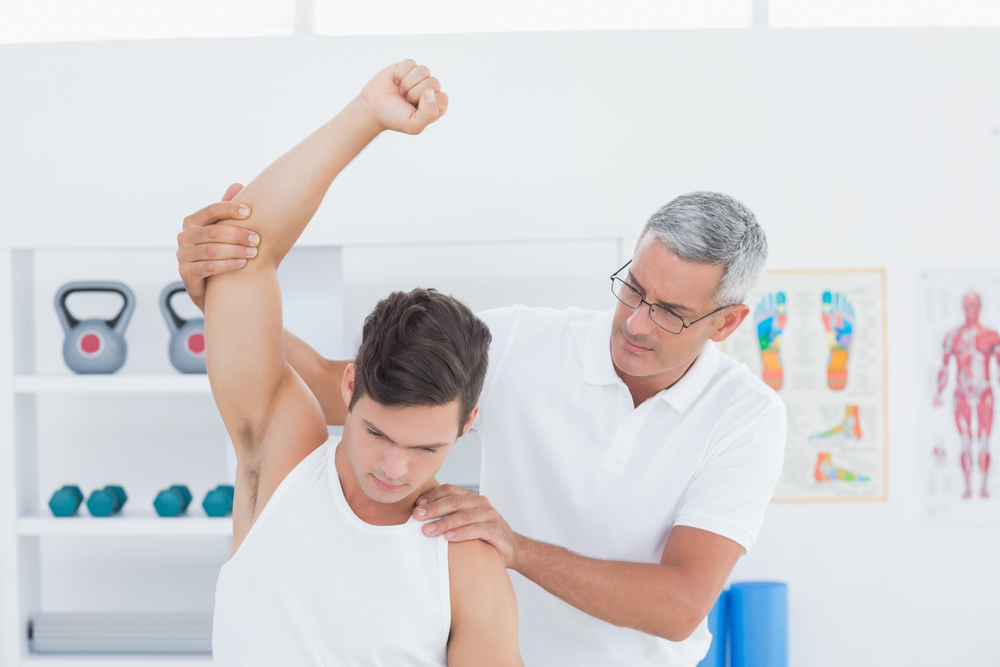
919;271;1000;525
725;270;887;502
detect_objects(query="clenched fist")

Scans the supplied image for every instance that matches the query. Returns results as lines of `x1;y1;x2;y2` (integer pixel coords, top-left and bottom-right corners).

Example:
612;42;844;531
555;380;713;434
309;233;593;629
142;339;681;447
360;59;449;135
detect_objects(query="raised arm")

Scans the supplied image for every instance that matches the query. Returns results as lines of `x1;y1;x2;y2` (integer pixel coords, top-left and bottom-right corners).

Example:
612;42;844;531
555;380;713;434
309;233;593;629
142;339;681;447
933;333;953;407
284;329;351;426
203;62;446;538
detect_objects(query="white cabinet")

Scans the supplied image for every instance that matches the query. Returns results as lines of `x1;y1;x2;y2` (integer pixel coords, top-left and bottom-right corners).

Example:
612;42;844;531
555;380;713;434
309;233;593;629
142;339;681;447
0;246;343;666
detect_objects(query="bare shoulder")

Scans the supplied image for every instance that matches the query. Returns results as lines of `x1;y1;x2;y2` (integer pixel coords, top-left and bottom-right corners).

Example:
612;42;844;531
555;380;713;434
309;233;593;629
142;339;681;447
447;540;522;667
449;538;505;578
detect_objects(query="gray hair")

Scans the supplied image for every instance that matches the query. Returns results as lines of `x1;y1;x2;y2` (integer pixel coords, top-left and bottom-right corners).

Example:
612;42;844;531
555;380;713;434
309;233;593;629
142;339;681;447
639;191;768;306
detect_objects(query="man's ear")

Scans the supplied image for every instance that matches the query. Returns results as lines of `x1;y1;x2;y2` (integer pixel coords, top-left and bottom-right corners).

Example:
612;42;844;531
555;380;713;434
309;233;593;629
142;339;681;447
459;403;479;438
710;304;750;343
341;363;357;409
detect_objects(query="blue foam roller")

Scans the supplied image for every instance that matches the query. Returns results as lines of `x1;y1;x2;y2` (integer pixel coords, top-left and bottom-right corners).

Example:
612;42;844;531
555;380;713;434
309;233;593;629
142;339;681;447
729;581;788;667
697;589;729;667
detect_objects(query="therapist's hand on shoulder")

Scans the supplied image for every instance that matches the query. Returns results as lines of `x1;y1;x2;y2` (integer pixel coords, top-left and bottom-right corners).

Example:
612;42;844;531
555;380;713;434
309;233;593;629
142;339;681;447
177;59;448;308
415;485;521;568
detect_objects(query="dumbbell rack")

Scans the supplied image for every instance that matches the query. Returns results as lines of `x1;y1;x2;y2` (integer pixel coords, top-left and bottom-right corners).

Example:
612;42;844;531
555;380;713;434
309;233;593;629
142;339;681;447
0;250;237;667
1;245;345;667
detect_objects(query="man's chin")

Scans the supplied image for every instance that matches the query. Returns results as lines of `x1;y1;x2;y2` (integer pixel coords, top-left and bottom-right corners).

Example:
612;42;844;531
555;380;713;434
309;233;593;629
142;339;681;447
611;343;660;378
362;487;405;504
362;477;411;503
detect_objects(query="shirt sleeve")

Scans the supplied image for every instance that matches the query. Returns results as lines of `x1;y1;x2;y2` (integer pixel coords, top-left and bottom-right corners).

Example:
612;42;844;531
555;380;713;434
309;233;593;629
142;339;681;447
472;306;520;431
673;402;786;553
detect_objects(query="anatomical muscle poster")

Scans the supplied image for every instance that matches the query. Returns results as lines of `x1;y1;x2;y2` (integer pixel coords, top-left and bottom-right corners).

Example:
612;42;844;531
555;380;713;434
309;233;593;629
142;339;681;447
920;271;1000;524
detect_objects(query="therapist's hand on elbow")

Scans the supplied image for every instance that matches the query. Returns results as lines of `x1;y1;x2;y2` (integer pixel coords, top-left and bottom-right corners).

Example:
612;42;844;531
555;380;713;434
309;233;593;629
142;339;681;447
414;485;522;568
176;183;260;311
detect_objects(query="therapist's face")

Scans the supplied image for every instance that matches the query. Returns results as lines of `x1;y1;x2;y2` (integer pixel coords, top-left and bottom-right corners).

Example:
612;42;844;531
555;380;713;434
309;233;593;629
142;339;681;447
610;235;729;381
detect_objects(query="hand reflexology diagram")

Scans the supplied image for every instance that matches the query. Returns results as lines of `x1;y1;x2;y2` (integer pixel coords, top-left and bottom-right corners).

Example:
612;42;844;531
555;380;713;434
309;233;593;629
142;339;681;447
920;272;1000;524
727;270;887;502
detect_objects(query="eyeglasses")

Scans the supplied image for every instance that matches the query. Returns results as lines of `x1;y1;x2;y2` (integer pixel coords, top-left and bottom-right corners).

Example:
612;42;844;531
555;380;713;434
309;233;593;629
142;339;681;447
610;260;731;335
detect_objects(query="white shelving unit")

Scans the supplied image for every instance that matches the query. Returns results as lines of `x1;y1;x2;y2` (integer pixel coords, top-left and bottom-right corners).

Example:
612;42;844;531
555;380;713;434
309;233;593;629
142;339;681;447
13;376;211;395
18;511;232;538
0;246;348;666
21;657;214;667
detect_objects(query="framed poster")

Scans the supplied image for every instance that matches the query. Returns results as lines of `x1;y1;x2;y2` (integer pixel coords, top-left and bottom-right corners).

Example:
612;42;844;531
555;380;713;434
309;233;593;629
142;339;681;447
725;269;887;502
920;271;1000;524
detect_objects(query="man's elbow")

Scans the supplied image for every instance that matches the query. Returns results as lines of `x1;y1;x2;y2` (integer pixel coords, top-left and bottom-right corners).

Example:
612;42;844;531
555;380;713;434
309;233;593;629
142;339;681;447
651;606;705;643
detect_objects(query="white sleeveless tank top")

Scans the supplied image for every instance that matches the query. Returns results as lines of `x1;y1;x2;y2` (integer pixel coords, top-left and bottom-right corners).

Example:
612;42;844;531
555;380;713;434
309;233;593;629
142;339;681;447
212;439;451;666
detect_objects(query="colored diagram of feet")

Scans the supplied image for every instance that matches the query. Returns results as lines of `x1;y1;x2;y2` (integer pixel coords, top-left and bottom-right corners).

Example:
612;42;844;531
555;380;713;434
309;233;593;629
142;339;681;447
814;452;869;482
755;292;787;390
822;291;854;390
809;405;862;440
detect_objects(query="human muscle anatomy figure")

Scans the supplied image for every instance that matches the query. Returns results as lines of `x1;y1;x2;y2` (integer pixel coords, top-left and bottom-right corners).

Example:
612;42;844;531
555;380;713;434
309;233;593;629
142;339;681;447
933;293;1000;499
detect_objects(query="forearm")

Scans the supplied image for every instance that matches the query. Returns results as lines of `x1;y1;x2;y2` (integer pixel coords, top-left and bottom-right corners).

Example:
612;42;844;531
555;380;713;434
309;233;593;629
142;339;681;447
936;368;948;397
282;329;350;426
232;97;381;268
510;537;704;642
205;99;377;438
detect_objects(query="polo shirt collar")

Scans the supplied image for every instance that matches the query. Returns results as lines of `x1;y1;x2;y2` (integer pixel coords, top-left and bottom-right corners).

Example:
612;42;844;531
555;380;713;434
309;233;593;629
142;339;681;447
658;341;719;414
584;307;721;414
583;308;621;386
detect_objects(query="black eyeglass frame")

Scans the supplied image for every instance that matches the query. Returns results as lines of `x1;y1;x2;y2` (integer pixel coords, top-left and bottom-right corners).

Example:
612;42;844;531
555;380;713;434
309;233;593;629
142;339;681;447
610;260;732;334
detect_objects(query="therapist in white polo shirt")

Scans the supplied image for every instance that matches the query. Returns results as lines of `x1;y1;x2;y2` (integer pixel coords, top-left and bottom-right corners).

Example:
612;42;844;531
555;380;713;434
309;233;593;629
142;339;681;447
177;190;785;666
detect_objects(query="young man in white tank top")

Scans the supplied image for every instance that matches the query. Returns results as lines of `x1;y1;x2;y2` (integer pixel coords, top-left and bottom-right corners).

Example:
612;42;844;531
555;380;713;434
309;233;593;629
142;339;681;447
202;61;522;666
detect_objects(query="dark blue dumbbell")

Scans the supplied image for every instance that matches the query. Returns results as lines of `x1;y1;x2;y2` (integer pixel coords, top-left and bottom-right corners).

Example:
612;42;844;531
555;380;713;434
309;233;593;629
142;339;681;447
49;485;84;517
154;485;193;517
87;485;128;517
202;485;235;517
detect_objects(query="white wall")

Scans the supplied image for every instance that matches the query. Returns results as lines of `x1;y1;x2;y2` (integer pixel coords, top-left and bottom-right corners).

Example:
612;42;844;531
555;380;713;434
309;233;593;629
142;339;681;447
3;28;1000;666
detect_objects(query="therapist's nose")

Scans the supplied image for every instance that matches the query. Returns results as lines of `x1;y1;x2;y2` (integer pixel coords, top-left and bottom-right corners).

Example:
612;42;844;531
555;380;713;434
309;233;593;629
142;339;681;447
626;302;657;338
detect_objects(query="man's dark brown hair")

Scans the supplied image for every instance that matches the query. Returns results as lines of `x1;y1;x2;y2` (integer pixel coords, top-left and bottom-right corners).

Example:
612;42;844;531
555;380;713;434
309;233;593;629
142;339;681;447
349;288;492;430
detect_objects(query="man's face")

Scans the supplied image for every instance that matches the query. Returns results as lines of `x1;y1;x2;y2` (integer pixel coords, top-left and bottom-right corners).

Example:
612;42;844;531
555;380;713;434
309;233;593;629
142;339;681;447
610;235;727;381
342;393;466;504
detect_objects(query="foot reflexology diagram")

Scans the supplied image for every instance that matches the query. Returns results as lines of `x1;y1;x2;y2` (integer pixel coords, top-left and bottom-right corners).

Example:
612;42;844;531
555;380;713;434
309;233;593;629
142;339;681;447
726;270;887;502
921;272;1000;524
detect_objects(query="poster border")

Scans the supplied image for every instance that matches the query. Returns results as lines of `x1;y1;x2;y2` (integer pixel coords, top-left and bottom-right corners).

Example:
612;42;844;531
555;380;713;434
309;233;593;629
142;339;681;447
724;268;889;504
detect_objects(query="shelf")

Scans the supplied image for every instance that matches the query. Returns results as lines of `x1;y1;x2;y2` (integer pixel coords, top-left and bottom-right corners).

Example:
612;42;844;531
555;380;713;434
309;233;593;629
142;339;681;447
23;656;212;666
19;511;232;537
13;375;211;394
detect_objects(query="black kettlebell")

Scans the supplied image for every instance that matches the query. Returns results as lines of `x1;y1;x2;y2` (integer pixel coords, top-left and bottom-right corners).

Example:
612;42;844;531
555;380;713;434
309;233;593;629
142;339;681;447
55;282;135;374
160;282;206;374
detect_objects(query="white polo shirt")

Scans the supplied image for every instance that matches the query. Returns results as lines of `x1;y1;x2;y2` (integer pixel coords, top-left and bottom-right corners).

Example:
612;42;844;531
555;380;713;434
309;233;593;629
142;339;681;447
475;305;786;667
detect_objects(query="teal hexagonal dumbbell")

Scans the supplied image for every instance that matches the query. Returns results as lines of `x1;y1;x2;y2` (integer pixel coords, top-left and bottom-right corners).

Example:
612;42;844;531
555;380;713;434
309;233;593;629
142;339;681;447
86;486;127;517
153;485;193;517
48;485;84;517
202;485;235;517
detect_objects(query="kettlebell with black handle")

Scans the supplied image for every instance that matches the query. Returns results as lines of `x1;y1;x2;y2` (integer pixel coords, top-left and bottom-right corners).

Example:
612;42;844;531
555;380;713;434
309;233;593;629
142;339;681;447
160;282;206;374
55;281;135;374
